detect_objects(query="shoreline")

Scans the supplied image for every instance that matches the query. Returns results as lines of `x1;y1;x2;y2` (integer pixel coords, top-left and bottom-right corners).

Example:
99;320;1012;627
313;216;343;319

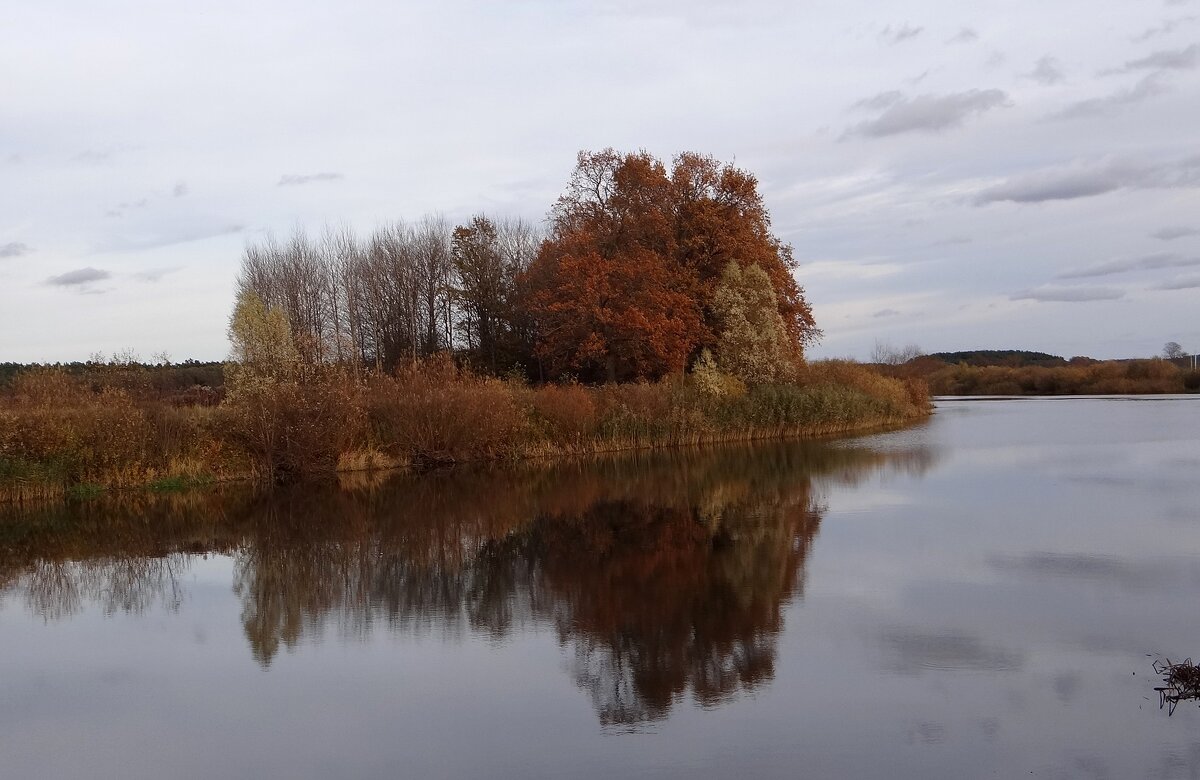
1;407;931;507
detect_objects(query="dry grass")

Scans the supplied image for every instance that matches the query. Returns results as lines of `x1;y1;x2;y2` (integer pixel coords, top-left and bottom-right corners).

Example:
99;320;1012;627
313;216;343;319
1;358;930;503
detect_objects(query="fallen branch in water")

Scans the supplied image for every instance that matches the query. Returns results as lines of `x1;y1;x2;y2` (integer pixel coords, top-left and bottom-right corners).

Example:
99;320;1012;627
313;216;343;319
1153;657;1200;715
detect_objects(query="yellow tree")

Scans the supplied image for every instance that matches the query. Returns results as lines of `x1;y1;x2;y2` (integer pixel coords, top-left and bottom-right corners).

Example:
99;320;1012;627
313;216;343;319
712;262;797;385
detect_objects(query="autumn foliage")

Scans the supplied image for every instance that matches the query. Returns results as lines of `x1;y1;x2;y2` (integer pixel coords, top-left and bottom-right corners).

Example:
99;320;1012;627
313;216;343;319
526;150;818;382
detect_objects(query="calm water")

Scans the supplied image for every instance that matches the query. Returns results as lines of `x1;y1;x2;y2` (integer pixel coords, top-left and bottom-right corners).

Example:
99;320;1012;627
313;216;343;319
3;396;1200;779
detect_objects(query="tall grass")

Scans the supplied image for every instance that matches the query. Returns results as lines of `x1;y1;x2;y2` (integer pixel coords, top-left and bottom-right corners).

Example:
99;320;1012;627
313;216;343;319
0;358;930;503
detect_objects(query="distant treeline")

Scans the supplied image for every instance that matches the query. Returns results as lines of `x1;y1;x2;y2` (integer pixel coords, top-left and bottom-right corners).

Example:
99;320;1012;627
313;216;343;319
883;356;1199;396
923;350;1072;368
0;360;224;403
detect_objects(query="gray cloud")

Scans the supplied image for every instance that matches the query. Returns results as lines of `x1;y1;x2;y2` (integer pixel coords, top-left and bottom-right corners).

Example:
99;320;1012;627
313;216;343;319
172;181;188;197
1026;55;1065;84
1156;274;1200;290
880;23;923;44
1132;16;1197;41
1054;72;1168;119
1010;285;1125;302
45;267;112;288
1117;42;1199;71
851;90;905;111
0;241;33;258
873;308;901;318
1059;252;1200;278
4;153;20;164
1153;226;1200;240
845;88;1008;137
947;27;978;44
277;172;344;186
975;155;1200;204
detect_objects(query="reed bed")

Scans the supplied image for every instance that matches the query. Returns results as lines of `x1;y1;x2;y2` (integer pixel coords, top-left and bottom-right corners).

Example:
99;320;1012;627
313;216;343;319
0;359;930;503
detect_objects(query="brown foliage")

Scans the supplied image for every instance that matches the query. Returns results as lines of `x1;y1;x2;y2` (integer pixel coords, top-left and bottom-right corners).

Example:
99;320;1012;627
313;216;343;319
365;354;527;465
526;149;817;382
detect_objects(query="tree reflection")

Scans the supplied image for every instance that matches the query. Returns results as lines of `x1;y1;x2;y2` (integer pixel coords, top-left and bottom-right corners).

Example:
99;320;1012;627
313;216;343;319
0;439;934;724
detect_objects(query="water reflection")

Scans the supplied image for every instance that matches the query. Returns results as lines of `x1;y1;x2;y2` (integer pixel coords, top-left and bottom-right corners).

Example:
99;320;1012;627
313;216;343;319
0;440;934;725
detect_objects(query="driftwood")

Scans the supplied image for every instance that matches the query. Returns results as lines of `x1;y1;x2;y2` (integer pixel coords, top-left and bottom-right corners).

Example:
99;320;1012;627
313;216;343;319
1153;658;1200;715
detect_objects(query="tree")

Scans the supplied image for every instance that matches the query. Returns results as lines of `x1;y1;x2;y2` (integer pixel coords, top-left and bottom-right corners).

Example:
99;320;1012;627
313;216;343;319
669;152;818;356
227;289;299;382
712;262;796;384
871;340;924;366
452;216;505;371
528;245;702;382
526;149;818;382
1164;341;1186;360
450;215;540;375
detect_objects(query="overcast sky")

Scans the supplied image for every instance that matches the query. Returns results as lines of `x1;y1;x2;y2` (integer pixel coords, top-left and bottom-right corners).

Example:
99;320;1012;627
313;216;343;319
2;0;1198;363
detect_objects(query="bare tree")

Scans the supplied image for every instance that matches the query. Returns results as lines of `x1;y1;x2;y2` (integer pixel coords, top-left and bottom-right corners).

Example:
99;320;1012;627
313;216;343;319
871;339;923;365
1163;341;1186;360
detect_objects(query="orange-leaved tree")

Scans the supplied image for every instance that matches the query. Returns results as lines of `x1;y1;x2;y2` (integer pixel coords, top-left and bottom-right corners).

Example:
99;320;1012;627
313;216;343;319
525;149;818;382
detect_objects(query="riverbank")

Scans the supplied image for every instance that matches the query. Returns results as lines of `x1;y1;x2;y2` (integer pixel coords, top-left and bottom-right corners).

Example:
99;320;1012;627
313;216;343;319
0;358;930;504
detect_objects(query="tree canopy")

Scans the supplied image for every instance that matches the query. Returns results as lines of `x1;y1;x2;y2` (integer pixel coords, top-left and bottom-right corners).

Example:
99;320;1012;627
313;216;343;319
232;149;819;384
525;149;818;382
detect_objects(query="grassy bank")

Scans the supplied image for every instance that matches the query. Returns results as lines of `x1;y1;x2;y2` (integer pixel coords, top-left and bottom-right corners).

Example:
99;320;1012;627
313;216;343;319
0;357;930;504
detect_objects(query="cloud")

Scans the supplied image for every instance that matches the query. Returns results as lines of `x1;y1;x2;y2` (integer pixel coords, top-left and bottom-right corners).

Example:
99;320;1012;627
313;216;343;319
133;266;182;282
873;308;901;318
947;27;978;44
850;90;905;112
45;267;112;288
1152;226;1200;240
844;89;1009;137
173;181;188;197
0;241;33;258
1025;56;1065;84
1010;285;1125;302
975;155;1200;204
879;23;923;44
277;172;344;186
1058;252;1200;278
1132;16;1197;41
1117;42;1199;71
100;223;246;252
1156;274;1200;290
1053;73;1168;119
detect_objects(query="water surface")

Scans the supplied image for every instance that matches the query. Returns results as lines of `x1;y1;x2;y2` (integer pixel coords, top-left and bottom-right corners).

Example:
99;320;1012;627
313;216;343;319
3;396;1200;778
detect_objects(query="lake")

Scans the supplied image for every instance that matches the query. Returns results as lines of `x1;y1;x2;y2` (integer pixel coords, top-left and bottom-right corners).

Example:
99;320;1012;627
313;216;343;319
3;396;1200;779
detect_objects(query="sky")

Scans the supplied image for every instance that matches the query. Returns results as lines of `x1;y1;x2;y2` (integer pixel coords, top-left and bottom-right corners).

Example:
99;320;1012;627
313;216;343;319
1;0;1198;363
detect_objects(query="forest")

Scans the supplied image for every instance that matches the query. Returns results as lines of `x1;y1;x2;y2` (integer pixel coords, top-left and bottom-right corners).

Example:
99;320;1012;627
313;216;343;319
0;150;930;503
